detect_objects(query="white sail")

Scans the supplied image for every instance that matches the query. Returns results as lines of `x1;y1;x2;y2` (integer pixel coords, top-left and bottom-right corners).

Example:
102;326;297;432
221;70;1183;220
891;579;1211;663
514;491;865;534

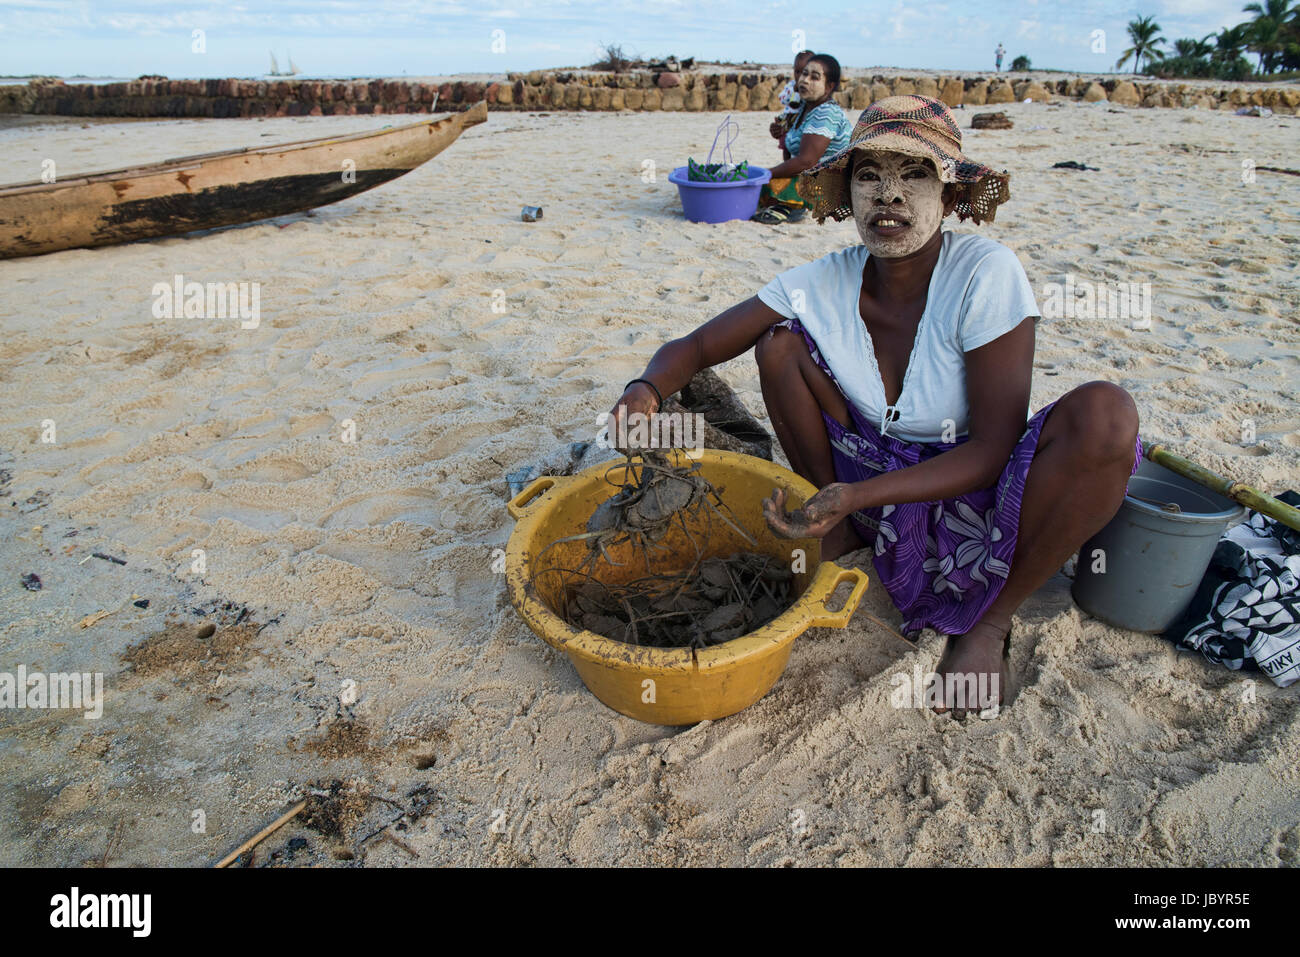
288;53;300;75
269;51;280;75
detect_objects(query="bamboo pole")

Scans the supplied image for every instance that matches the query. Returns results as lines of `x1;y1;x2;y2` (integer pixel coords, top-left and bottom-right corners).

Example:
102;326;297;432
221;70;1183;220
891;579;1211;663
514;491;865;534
1144;441;1300;532
213;799;307;868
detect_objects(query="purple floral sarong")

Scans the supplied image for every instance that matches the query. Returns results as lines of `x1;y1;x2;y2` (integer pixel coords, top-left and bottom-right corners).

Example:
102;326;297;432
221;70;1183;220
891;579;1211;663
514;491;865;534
774;317;1142;637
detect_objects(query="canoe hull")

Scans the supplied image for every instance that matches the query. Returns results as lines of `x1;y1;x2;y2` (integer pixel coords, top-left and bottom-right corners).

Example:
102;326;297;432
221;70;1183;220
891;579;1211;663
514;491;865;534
0;101;486;259
95;167;413;237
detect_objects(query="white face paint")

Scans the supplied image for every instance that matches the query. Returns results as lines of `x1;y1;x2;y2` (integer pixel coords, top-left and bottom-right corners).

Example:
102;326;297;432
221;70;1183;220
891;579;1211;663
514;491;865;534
797;60;829;103
849;150;951;258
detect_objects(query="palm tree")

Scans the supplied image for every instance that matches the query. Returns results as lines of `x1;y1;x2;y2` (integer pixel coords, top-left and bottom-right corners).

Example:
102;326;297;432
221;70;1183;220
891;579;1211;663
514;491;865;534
1116;15;1168;73
1162;35;1216;77
1172;34;1215;58
1243;0;1298;73
1212;23;1252;63
1283;11;1300;70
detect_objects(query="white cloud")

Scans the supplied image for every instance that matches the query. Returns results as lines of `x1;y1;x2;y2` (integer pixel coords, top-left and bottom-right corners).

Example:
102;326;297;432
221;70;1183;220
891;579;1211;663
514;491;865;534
1016;18;1039;41
887;1;924;40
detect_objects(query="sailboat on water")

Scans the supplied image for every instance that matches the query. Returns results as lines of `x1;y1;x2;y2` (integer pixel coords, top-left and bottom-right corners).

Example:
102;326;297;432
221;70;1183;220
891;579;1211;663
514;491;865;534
267;52;301;77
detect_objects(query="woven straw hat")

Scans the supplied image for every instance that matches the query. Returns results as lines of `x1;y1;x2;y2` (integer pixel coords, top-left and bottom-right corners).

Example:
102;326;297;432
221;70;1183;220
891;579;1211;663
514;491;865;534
796;94;1011;225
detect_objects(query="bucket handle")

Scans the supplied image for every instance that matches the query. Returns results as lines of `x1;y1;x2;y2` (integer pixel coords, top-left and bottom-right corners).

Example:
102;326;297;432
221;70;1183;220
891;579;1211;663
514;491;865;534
801;563;871;629
706;114;740;170
507;475;567;520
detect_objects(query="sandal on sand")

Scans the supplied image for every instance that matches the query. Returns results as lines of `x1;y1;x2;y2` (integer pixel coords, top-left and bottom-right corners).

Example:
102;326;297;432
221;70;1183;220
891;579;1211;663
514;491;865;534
751;204;806;225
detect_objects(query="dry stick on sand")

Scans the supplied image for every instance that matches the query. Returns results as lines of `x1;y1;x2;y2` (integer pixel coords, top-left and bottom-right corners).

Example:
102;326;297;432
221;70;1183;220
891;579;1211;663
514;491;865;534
95;817;126;867
859;609;918;650
378;830;420;859
357;791;438;859
213;799;308;868
1171;144;1299;175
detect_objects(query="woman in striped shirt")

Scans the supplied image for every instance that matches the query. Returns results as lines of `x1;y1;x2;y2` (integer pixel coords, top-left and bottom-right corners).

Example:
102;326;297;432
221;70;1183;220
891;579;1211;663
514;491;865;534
753;53;852;225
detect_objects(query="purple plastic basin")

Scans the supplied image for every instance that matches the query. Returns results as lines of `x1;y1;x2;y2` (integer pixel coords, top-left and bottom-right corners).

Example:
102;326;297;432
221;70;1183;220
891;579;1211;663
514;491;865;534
668;165;772;224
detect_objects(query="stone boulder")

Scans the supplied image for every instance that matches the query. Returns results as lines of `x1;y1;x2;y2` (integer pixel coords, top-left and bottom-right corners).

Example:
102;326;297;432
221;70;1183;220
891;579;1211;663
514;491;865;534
1014;80;1051;102
939;78;964;107
985;82;1015;104
1109;81;1140;106
1082;82;1107;102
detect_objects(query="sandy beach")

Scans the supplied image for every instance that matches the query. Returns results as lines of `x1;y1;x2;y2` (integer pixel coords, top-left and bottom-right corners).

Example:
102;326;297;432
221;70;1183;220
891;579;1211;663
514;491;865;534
1;99;1298;866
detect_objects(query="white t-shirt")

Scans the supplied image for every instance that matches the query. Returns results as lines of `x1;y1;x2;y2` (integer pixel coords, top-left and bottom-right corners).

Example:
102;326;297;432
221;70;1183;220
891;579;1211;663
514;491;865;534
757;230;1040;443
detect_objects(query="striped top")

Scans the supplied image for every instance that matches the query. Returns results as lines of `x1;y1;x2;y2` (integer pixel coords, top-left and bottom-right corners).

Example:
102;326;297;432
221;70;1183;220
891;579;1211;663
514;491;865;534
785;100;851;158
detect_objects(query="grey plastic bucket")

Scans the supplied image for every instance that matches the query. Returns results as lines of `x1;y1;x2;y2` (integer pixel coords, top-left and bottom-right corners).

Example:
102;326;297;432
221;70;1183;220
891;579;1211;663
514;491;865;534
1071;459;1246;633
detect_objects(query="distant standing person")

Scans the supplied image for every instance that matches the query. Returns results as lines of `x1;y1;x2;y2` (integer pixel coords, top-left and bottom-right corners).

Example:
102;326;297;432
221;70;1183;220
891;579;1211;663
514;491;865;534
995;43;1006;71
770;49;815;154
753;53;851;225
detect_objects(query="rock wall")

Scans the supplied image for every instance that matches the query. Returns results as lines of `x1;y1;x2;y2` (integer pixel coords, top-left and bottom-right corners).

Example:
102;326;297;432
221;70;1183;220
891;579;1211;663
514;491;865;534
3;71;1297;118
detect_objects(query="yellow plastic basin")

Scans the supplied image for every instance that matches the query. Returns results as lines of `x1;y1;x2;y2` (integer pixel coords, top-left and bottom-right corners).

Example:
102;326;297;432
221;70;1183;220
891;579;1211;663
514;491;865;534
505;448;869;725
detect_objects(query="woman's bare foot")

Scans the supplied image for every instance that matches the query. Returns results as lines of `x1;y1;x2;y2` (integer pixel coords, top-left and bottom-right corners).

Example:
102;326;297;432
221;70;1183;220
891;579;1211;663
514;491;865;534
933;615;1009;718
821;517;866;561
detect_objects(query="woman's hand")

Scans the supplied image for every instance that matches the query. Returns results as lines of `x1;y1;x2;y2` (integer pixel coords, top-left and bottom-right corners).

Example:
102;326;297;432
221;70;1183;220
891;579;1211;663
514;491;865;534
767;131;831;180
609;296;793;452
606;382;659;451
769;119;783;139
762;483;856;539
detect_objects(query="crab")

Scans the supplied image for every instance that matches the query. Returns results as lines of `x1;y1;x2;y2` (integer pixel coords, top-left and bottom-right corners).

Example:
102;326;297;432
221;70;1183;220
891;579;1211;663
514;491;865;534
533;450;756;588
558;550;798;649
586;452;704;536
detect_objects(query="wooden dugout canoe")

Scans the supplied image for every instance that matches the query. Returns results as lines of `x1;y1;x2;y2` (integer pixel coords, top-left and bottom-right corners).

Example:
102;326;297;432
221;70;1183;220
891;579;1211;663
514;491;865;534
0;100;487;259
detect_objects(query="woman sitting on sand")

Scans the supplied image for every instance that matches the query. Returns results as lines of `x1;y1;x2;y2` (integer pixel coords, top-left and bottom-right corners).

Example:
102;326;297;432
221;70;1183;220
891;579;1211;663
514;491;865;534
612;96;1141;715
752;53;851;226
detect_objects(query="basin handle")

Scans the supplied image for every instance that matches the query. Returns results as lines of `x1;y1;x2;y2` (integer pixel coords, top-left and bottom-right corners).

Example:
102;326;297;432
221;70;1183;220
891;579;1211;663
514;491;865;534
803;563;871;629
507;476;561;520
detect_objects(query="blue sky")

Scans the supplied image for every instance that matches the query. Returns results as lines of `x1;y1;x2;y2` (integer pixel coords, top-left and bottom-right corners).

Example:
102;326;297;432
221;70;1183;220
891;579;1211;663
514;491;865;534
0;0;1256;78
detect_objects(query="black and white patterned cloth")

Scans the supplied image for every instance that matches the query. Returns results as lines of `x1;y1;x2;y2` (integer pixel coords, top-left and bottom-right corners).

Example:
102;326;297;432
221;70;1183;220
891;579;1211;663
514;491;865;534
1164;492;1300;688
